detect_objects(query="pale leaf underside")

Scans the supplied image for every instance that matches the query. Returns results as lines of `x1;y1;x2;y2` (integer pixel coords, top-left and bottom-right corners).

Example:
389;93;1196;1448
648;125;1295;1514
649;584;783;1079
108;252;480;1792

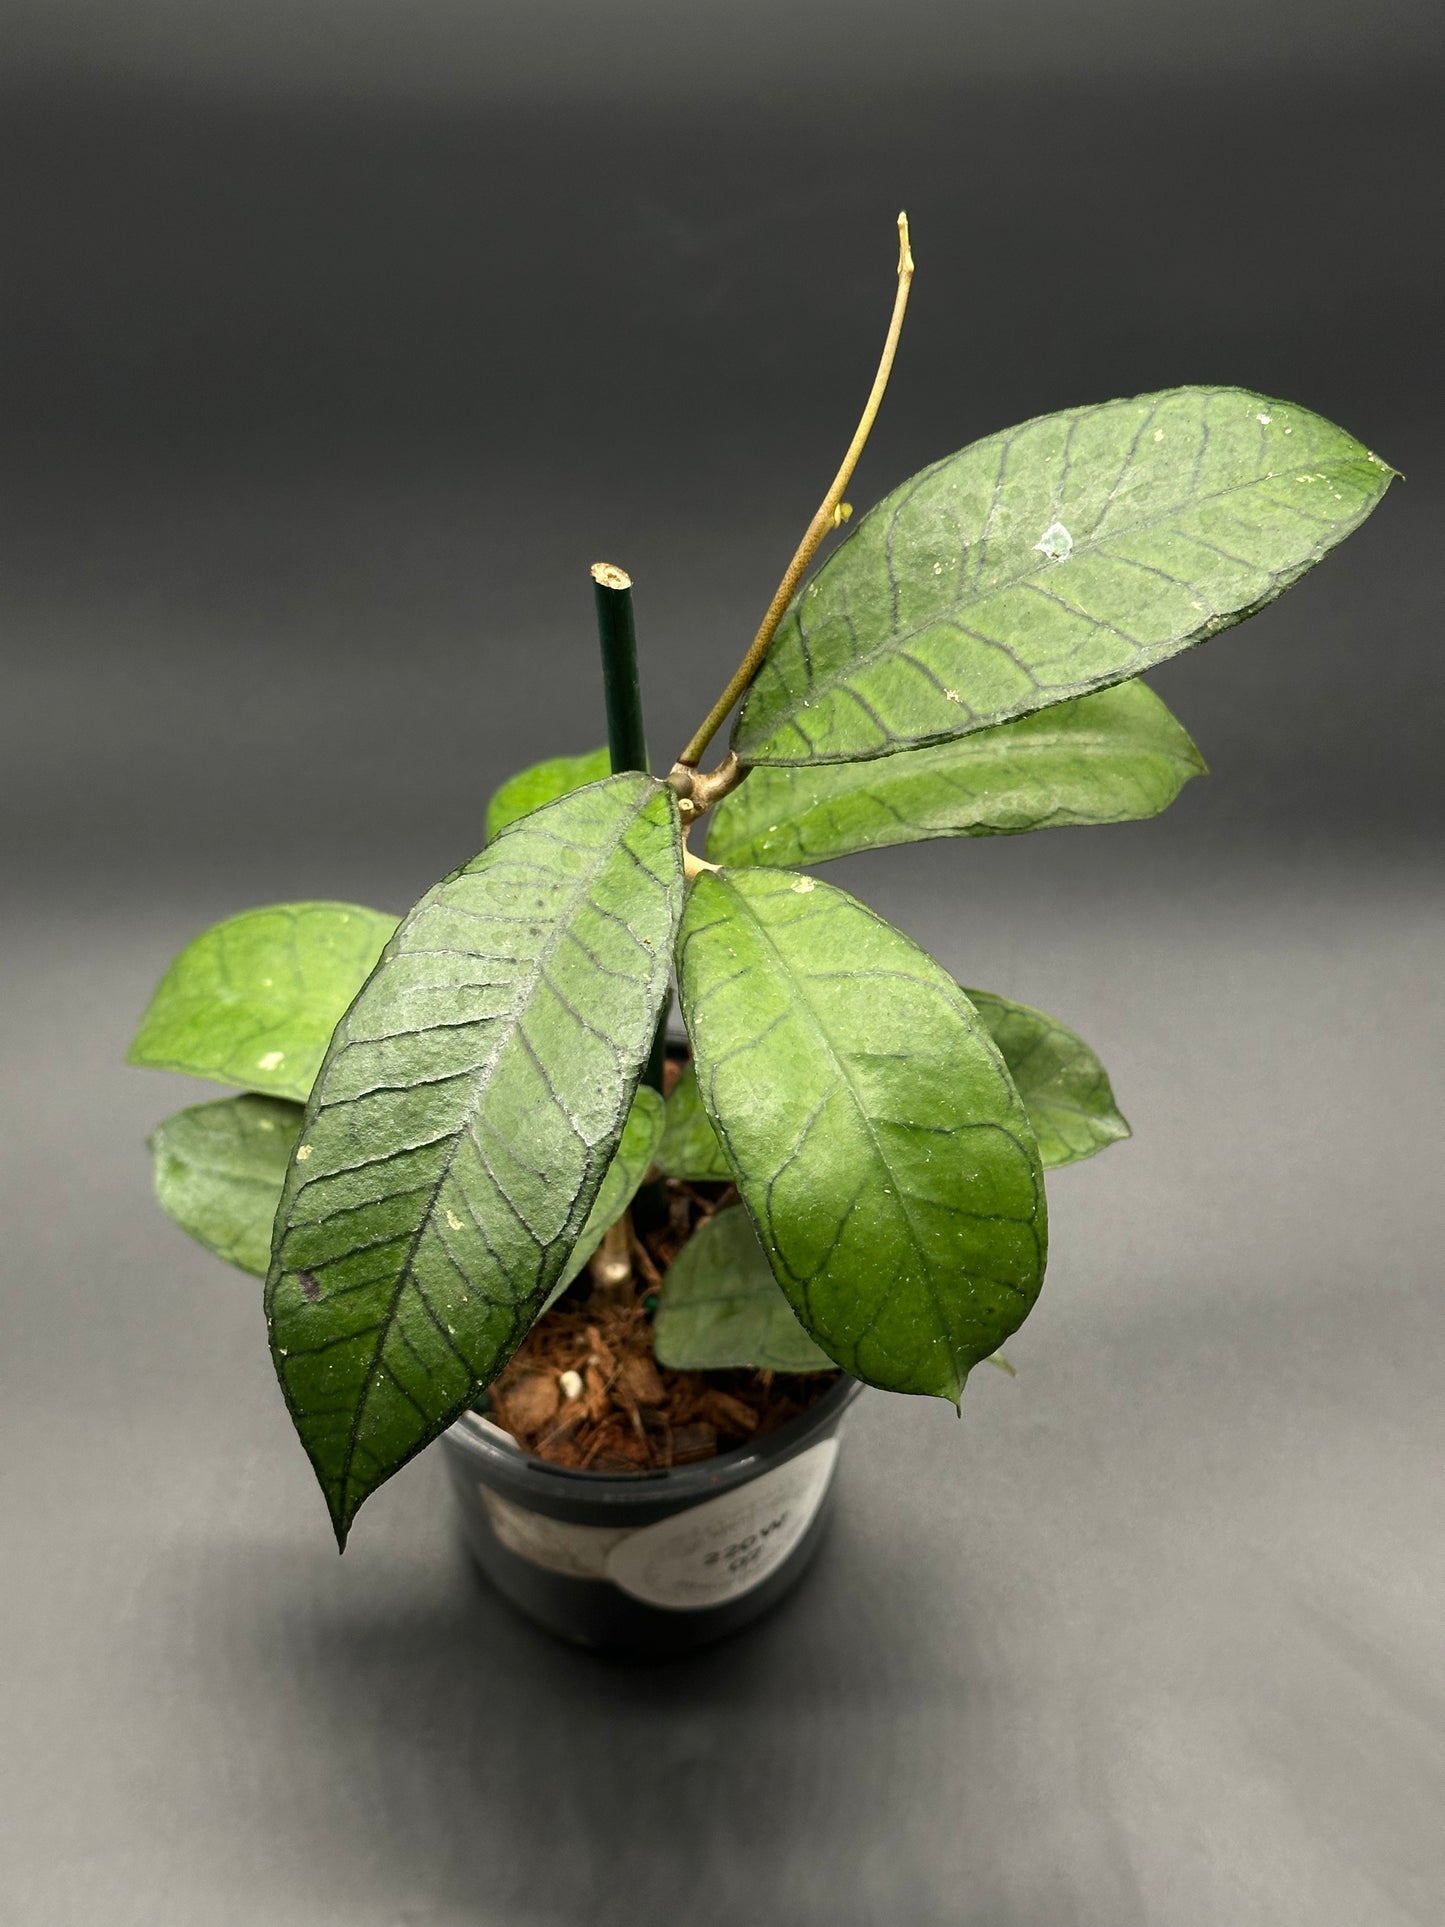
734;387;1394;766
266;775;683;1543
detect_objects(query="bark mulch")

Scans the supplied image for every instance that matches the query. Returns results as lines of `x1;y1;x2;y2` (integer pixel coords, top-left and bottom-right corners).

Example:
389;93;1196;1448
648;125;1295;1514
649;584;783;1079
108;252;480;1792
482;1162;837;1473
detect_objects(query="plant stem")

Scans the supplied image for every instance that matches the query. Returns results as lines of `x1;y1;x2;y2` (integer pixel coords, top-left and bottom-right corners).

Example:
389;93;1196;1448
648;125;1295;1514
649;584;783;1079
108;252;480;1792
672;211;916;777
587;1212;635;1301
591;563;649;775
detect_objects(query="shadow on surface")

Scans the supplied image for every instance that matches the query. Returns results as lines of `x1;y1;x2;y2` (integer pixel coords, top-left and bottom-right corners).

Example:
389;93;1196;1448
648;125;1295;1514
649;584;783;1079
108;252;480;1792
141;1509;1111;1927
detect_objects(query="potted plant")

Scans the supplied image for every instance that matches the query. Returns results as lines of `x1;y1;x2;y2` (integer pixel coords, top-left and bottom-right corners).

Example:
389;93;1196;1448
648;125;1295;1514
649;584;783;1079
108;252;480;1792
130;216;1393;1650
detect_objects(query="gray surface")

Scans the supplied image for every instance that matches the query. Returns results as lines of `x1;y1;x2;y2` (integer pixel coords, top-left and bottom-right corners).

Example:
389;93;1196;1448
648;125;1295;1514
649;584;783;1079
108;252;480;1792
3;36;1443;1925
3;842;1442;1926
8;0;1441;97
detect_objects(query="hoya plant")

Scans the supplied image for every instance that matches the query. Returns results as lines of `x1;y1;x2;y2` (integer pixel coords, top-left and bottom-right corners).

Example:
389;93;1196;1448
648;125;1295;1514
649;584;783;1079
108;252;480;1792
130;217;1393;1546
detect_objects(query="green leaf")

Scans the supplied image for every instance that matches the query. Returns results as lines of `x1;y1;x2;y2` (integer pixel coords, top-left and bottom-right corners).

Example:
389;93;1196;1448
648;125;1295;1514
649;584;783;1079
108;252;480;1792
733;388;1395;766
544;1085;666;1309
677;868;1047;1401
650;994;1131;1181
655;1061;734;1181
128;902;398;1102
966;988;1130;1168
707;680;1203;867
149;1095;302;1277
266;774;684;1544
653;1205;836;1373
485;748;611;842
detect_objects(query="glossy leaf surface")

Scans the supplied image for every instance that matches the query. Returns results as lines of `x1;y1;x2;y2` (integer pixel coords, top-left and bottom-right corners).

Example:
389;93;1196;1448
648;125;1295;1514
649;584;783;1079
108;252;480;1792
653;1205;835;1373
545;1085;666;1308
677;868;1047;1400
655;1062;734;1181
266;775;683;1543
149;1095;302;1277
128;902;398;1102
655;984;1131;1179
485;748;611;842
708;680;1202;867
733;388;1394;766
966;989;1130;1168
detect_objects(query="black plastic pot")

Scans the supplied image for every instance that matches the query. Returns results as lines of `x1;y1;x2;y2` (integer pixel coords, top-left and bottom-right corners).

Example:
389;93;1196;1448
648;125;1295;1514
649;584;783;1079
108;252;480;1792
441;1375;862;1652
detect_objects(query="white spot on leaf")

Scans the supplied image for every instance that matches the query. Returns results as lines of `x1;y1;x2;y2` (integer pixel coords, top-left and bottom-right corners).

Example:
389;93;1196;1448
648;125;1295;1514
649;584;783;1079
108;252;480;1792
295;1144;313;1161
257;1050;285;1071
1034;520;1072;562
446;1209;464;1231
1256;412;1272;426
791;876;816;893
1152;428;1164;443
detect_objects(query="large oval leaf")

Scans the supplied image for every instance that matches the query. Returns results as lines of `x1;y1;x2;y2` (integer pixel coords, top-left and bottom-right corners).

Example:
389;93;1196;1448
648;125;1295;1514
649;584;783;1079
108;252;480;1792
128;902;398;1102
655;989;1130;1179
708;680;1202;866
965;989;1129;1168
149;1095;302;1277
733;388;1395;766
485;748;611;842
653;1204;835;1373
266;774;683;1543
677;868;1047;1401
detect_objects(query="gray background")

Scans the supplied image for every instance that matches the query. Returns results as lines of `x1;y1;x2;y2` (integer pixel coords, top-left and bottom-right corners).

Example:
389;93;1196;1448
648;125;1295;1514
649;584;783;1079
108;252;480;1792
2;3;1442;1922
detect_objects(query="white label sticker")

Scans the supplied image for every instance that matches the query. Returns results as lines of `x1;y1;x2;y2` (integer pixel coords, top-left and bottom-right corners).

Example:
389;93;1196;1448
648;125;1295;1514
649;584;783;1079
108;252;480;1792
475;1439;841;1610
477;1487;633;1581
605;1439;839;1610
